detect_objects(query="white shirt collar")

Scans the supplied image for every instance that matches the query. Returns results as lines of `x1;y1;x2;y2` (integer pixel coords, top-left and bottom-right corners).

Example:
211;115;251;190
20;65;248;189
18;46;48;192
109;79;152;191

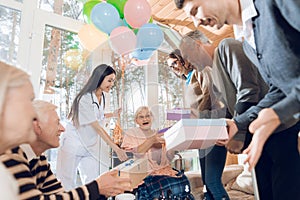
233;0;257;49
20;144;38;161
240;0;257;21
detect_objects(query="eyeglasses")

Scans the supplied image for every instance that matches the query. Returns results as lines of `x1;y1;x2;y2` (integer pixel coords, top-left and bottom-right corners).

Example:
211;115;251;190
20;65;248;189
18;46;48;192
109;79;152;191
137;114;151;120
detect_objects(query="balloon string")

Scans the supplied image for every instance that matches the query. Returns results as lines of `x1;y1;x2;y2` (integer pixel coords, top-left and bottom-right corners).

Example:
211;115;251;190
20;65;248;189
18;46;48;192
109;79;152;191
120;56;126;124
113;56;126;146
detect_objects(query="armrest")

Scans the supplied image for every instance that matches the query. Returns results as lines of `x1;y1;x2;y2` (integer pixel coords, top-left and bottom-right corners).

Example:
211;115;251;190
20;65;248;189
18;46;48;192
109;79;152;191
173;153;184;171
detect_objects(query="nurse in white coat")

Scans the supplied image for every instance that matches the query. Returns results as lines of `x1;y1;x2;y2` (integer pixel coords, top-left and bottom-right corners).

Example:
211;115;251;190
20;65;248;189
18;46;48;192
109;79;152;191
56;64;128;190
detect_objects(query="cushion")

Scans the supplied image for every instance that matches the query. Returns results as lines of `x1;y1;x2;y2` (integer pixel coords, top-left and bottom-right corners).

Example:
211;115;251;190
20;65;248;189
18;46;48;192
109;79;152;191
184;171;203;189
185;164;244;189
231;168;254;195
184;171;203;200
225;153;238;165
221;164;244;185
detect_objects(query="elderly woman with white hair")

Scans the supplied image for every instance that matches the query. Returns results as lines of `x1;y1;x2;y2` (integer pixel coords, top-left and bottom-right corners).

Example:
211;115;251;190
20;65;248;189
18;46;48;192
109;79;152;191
0;61;37;199
121;106;194;200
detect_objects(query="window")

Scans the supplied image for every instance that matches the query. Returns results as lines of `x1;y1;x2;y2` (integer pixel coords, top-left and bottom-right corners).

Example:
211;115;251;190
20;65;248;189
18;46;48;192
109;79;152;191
38;0;84;22
0;5;21;64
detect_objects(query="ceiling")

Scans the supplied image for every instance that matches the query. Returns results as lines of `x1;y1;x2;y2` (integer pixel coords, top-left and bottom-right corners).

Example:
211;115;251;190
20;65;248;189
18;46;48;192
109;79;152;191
149;0;235;48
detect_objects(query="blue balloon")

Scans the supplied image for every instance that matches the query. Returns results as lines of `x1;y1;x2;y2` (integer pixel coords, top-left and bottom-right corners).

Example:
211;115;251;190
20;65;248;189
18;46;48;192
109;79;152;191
91;2;120;34
131;48;154;60
137;23;164;50
117;19;125;27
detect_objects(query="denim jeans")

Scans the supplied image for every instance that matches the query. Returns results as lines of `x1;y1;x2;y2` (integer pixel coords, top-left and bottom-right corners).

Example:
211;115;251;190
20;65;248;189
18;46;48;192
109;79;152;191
199;145;229;200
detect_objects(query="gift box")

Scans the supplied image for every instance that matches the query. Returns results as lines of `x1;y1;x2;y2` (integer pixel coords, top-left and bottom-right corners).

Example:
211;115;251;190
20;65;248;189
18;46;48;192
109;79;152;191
114;158;151;189
164;119;228;151
166;108;191;121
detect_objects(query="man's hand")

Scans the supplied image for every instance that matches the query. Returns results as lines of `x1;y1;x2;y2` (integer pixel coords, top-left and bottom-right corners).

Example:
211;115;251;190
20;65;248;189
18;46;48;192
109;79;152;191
216;119;241;153
217;119;237;146
249;108;280;134
96;170;132;197
243;108;280;171
224;119;244;154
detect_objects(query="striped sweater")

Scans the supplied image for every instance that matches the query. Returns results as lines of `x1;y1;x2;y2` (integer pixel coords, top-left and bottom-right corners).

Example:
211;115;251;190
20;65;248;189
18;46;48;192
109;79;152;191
0;146;105;200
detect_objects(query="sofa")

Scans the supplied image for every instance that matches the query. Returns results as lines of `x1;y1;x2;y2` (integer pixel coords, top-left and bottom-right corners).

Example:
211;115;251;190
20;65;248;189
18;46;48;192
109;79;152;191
183;152;255;200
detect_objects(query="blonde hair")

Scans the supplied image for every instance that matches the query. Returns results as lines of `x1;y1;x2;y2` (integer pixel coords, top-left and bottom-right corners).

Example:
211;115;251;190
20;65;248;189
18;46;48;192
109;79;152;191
32;100;57;123
134;106;153;121
0;61;30;124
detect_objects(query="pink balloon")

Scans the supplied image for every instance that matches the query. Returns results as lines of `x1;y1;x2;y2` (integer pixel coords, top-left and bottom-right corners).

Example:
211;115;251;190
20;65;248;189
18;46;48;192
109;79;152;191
109;26;137;55
124;0;151;28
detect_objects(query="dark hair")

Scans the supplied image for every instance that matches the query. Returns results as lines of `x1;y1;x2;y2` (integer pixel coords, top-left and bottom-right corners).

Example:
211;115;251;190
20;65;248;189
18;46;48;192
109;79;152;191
169;49;185;66
68;64;116;126
174;0;185;9
168;49;195;80
168;49;187;80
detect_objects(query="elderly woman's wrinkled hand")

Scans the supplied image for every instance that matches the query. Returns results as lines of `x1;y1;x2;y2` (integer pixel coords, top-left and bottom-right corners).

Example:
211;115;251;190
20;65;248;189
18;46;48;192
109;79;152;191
151;134;165;148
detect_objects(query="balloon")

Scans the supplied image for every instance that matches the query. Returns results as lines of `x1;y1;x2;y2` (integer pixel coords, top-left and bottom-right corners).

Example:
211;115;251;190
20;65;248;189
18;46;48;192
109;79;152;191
122;19;138;34
63;49;83;70
124;0;151;28
109;26;137;55
107;0;127;19
83;0;101;24
78;24;108;51
149;16;153;23
137;23;164;50
91;2;120;34
123;18;133;29
131;48;154;60
117;19;125;27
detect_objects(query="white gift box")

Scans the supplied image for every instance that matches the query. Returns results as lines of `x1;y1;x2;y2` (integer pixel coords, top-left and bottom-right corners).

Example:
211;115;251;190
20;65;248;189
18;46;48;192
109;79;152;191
114;158;151;189
164;119;228;151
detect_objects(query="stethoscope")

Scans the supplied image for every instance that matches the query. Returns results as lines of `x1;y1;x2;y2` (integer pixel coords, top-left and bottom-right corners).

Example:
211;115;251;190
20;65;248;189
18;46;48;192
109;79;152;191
91;92;105;110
